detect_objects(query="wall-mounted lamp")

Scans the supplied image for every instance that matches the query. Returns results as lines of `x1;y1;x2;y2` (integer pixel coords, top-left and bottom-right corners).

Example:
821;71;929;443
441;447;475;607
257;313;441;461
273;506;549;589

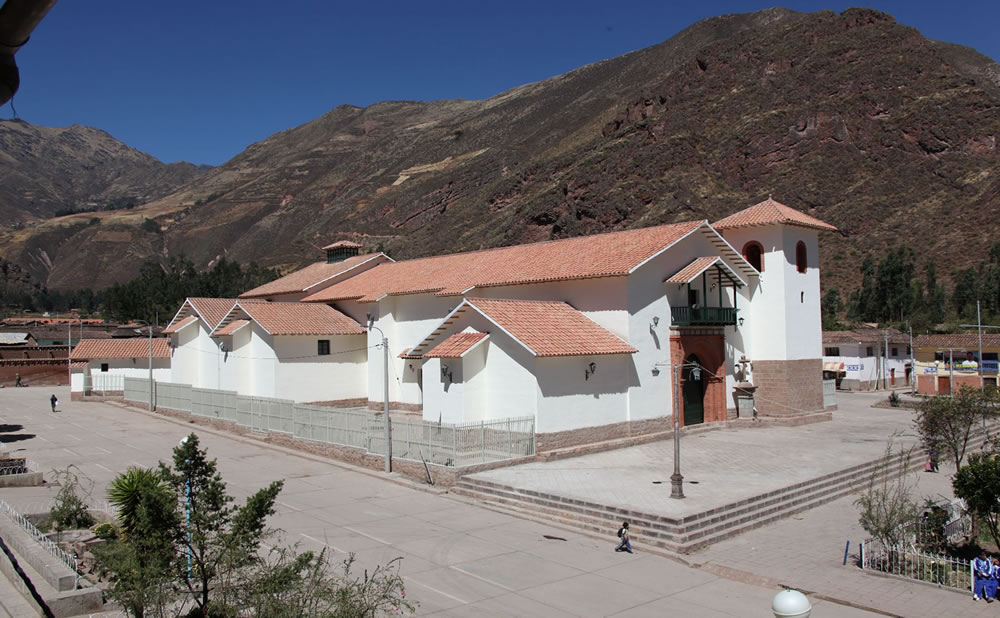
691;366;702;381
585;362;597;380
652;367;660;376
441;363;453;381
651;316;659;327
738;316;744;327
408;363;414;372
365;312;374;326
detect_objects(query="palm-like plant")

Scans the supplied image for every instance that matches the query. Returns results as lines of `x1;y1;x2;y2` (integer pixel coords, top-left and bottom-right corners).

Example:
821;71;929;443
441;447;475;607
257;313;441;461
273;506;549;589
108;466;171;536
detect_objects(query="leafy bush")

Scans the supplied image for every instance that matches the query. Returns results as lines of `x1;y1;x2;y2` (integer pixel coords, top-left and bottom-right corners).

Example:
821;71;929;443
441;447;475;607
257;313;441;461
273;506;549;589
50;466;96;532
93;522;118;540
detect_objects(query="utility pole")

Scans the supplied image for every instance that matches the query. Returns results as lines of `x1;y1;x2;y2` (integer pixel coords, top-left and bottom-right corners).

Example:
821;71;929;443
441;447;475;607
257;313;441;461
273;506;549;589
884;328;890;390
670;363;684;499
949;349;954;399
908;323;914;395
978;300;984;390
382;334;391;473
66;320;71;386
148;322;153;411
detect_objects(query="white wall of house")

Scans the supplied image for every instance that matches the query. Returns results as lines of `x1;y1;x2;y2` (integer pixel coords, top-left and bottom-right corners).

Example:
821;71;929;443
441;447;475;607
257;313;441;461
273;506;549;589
170;319;233;390
85;359;171;383
535;354;631;433
273;334;367;402
824;341;911;389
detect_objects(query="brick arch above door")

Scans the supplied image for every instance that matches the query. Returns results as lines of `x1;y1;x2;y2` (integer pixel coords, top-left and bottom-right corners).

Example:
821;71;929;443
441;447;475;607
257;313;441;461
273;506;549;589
669;328;727;427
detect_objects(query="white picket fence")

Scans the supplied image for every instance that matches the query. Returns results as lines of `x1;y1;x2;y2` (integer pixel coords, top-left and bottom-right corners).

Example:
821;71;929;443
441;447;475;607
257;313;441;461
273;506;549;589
861;536;973;592
123;378;535;467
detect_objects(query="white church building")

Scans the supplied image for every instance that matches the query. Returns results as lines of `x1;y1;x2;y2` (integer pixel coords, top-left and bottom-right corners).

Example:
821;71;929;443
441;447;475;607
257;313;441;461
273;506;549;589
163;198;836;449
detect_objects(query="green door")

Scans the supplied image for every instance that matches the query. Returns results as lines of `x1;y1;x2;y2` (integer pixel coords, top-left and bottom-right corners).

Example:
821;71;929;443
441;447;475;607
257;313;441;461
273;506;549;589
683;355;704;426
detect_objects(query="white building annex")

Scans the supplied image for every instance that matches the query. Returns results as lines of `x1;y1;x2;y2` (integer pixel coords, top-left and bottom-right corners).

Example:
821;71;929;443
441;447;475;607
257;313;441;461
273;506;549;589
165;198;837;448
163;297;257;391
70;338;171;394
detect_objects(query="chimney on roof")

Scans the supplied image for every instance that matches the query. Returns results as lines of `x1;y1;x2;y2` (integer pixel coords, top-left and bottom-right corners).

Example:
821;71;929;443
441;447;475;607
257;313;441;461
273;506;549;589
322;240;361;263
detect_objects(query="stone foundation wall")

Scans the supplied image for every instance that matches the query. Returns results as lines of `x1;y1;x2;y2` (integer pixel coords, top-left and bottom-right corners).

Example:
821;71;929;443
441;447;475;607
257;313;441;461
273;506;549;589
536;416;673;452
752;358;824;417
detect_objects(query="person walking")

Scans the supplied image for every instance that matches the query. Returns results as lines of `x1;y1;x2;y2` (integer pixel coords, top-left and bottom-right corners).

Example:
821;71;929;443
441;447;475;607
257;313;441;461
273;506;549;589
974;551;991;600
49;394;57;413
615;521;633;553
14;373;23;387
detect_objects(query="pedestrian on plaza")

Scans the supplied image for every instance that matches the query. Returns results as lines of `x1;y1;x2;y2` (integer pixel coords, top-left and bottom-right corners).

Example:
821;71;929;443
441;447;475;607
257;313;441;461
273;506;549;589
615;521;633;553
974;551;992;600
14;373;23;387
49;394;58;413
988;557;1000;601
929;448;939;472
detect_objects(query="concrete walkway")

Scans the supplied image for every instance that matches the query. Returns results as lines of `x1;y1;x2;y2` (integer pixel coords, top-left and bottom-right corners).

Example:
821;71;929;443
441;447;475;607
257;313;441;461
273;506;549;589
0;386;874;617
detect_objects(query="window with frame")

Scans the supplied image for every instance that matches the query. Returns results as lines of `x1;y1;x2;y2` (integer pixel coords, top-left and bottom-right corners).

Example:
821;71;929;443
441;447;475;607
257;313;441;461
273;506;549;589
795;241;807;273
824;347;840;356
866;346;874;356
100;363;109;372
317;340;330;356
742;241;764;272
891;347;898;356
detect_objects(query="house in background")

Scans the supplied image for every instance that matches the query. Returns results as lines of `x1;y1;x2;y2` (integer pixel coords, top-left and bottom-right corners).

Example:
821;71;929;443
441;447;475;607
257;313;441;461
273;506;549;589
0;332;36;346
914;333;1000;394
163;297;262;390
822;327;911;390
70;338;171;395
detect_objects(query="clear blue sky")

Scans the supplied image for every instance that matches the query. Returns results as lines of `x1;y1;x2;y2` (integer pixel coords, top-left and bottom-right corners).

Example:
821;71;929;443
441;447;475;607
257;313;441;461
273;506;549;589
11;1;998;166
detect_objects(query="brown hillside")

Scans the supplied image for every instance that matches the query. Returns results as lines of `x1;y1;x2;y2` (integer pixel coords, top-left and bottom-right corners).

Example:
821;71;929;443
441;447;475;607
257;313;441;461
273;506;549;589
2;7;998;293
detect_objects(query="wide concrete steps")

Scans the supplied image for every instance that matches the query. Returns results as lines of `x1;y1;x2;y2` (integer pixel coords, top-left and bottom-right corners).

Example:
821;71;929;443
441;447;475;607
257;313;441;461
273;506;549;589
451;436;983;554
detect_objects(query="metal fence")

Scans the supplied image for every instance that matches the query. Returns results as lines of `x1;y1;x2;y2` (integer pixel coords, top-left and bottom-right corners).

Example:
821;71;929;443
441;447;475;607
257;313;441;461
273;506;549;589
123;378;535;467
0;497;78;588
861;536;973;592
823;379;836;408
0;457;33;476
86;373;125;393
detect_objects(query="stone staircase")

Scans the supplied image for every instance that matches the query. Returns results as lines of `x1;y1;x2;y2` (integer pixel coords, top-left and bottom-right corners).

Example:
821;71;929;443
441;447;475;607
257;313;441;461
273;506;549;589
451;434;990;554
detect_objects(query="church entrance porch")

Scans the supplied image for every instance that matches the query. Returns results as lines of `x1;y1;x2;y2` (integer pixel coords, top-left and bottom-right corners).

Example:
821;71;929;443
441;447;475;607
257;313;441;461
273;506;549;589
669;327;726;428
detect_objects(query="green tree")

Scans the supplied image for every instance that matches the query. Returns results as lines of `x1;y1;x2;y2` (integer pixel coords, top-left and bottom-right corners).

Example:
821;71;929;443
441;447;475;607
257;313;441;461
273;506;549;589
108;466;171;536
822;287;843;330
162;434;283;616
953;451;1000;551
915;387;998;471
855;439;919;550
849;255;878;322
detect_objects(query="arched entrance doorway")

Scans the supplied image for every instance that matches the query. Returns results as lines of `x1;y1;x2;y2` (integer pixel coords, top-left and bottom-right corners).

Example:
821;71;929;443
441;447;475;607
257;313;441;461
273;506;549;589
683;354;705;426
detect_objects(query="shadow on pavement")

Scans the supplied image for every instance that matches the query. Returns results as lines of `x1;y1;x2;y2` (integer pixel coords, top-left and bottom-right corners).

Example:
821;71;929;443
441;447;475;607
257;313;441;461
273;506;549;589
0;433;35;443
0;424;25;433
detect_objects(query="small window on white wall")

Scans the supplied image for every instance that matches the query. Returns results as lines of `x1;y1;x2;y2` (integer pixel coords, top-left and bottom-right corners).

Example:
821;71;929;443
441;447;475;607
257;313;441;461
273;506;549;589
100;363;109;372
825;347;840;356
317;340;330;356
796;241;807;273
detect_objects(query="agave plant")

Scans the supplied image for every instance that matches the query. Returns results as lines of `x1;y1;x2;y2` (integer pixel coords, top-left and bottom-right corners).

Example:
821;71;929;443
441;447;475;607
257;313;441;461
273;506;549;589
107;466;171;536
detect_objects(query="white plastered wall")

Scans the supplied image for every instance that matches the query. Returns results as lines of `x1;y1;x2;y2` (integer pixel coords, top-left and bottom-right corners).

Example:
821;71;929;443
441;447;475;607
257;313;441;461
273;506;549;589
273;334;367;402
534;354;632;433
86;359;170;383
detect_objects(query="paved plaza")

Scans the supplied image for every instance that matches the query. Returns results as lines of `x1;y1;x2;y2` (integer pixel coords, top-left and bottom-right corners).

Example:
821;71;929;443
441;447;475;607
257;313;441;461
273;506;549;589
469;393;921;518
0;387;885;617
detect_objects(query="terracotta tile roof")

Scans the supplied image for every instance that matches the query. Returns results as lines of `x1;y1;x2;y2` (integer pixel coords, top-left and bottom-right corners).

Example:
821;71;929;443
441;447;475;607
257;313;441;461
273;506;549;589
239;254;386;298
824;328;909;345
217;302;365;336
665;256;747;286
398;348;422;359
69;361;87;370
70;338;170;360
304;221;707;303
162;315;198;335
213;319;250;337
713;198;838;232
412;298;637;358
915;333;1000;349
165;298;245;333
322;240;362;250
424;332;489;358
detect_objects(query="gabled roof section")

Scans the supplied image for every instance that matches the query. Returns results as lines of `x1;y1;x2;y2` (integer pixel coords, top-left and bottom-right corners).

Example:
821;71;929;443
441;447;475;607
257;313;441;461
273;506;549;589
915;333;1000;349
212;319;250;337
411;298;637;358
162;315;198;335
665;256;747;287
165;297;250;333
239;253;390;299
71;338;170;360
713;198;838;232
213;302;365;337
824;328;908;346
303;221;705;303
424;332;489;359
0;333;32;345
322;240;362;250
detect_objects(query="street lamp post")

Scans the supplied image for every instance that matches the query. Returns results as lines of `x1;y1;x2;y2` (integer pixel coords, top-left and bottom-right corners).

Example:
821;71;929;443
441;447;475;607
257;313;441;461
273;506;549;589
134;320;154;411
179;436;192;579
368;322;391;473
671;363;685;499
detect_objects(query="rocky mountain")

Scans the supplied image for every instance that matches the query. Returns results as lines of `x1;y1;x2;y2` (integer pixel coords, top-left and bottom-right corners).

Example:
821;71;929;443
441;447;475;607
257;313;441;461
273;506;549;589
1;7;998;293
0;119;207;221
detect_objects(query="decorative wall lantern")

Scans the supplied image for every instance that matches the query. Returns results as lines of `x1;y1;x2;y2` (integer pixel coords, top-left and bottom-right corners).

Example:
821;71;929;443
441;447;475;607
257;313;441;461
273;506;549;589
585;362;597;380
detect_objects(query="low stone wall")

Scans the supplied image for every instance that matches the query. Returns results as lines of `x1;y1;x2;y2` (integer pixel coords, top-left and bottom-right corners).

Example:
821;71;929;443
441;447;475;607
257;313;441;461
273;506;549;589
536;416;673;452
0;363;69;387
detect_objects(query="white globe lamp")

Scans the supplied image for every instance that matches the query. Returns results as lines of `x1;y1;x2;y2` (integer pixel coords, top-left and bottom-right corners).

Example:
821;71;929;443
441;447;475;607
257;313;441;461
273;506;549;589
772;589;811;618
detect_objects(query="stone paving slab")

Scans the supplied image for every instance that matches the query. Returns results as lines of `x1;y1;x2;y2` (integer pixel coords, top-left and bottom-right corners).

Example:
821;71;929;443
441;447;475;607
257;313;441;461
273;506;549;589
0;387;879;617
468;393;920;518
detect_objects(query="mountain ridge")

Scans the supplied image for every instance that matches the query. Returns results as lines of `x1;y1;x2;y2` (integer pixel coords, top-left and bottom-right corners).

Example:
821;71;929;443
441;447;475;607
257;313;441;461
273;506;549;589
0;7;997;296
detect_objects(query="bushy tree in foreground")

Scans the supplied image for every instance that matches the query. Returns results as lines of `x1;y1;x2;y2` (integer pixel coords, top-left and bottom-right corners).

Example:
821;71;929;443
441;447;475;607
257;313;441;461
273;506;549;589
954;451;1000;551
96;434;415;617
915;386;998;472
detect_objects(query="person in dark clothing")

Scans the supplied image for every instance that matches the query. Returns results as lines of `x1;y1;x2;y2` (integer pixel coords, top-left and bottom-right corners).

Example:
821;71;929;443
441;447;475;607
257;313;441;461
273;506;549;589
49;394;57;413
615;521;633;553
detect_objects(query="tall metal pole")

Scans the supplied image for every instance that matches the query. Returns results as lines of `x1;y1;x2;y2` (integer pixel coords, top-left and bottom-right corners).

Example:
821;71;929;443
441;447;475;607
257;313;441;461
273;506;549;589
66;320;71;385
978;300;984;391
949;349;954;399
670;363;684;499
909;324;914;396
383;336;391;473
148;323;153;411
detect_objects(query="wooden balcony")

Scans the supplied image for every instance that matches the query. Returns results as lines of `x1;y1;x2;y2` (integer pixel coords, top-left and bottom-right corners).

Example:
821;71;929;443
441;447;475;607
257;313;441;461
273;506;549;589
671;306;738;326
